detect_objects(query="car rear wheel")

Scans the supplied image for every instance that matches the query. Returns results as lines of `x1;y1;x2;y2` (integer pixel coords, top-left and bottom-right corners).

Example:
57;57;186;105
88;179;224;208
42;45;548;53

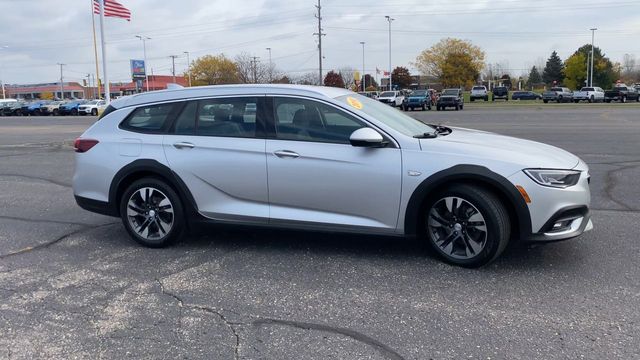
120;178;185;248
620;96;626;103
423;184;510;267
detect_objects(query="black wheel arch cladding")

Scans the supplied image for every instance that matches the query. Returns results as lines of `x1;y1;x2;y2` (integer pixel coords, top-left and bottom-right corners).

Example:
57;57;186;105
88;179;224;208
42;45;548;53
404;164;532;239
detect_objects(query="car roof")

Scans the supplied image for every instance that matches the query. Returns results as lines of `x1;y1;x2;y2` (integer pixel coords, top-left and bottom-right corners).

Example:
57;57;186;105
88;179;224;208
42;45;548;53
110;84;353;109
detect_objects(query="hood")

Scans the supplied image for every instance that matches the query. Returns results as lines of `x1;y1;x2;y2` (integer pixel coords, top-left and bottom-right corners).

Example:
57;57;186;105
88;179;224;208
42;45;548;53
421;127;580;170
439;95;457;99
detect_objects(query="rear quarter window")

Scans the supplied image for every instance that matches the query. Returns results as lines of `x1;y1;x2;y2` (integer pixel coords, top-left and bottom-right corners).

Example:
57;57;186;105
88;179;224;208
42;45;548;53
120;102;182;133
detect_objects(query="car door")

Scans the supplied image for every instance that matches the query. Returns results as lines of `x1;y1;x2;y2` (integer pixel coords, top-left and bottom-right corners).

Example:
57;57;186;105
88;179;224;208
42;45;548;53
265;96;402;231
163;96;269;222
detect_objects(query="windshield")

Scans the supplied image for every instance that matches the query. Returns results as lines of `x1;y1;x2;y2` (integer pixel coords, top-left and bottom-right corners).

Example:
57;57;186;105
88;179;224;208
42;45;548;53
581;87;594;91
442;89;459;95
411;90;427;96
336;94;433;137
379;91;395;97
86;101;99;105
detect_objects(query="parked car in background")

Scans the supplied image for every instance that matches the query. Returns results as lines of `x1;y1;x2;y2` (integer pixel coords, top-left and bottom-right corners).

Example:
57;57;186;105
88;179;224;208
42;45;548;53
72;84;592;267
604;84;639;103
58;100;88;115
78;100;106;116
402;89;433;111
21;100;50;116
491;86;509;101
511;91;542;100
357;91;379;100
542;87;573;103
437;88;464;111
0;101;25;116
573;87;605;103
377;91;404;107
41;101;66;116
470;86;489;101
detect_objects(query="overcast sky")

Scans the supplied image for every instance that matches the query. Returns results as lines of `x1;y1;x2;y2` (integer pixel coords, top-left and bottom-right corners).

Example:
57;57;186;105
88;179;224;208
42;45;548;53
1;0;639;85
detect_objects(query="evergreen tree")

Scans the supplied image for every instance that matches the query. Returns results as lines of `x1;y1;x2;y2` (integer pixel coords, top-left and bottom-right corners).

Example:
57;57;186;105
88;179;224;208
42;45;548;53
542;51;564;85
526;66;542;88
570;44;619;88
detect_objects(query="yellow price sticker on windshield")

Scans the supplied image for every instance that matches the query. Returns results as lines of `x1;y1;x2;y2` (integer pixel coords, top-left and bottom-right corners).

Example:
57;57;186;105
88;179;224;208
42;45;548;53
346;96;363;109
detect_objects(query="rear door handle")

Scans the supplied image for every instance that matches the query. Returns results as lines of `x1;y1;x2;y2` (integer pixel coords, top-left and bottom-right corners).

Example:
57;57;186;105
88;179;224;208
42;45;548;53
274;150;299;159
173;142;195;149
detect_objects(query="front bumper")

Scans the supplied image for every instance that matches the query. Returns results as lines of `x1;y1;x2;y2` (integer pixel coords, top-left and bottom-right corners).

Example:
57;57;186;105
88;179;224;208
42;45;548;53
508;168;592;242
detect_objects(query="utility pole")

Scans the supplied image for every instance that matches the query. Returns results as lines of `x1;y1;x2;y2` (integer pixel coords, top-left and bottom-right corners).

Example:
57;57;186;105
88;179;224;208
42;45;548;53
86;74;91;99
385;16;394;91
169;55;178;83
135;35;151;92
266;47;272;83
314;0;326;85
360;41;365;92
92;74;96;99
590;28;597;87
251;56;260;83
57;63;65;100
0;45;7;99
183;51;191;87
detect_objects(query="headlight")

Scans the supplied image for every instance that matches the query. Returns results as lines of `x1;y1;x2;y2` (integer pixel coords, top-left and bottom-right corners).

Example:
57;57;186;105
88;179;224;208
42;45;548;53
523;169;581;188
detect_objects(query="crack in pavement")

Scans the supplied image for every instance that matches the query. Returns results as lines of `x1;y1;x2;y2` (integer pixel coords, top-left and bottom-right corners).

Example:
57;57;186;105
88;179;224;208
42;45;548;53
253;318;406;360
0;215;98;227
155;278;241;360
0;222;118;259
0;173;72;188
603;164;638;211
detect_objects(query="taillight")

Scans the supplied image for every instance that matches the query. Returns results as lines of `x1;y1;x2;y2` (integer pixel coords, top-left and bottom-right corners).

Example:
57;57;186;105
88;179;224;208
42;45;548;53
74;138;99;153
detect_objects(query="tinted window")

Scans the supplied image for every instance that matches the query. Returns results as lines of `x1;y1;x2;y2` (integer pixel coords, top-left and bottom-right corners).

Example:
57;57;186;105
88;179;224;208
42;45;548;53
412;90;427;96
274;97;365;144
196;97;257;138
442;89;459;95
174;101;197;135
472;86;485;90
122;102;179;132
379;92;395;97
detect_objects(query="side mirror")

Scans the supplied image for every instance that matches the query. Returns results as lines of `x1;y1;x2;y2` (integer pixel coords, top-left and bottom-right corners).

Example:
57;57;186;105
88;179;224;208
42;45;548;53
349;128;386;148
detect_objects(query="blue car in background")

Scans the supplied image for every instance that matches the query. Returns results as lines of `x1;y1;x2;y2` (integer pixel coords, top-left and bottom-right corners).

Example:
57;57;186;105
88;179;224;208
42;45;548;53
21;101;50;116
58;100;87;116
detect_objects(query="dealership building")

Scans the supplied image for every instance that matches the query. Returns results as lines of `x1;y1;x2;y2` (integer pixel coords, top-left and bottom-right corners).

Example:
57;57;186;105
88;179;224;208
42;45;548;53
5;75;187;100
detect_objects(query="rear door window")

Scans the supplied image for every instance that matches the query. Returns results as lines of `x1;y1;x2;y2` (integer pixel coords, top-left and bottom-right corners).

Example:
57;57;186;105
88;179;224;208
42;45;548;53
196;97;258;138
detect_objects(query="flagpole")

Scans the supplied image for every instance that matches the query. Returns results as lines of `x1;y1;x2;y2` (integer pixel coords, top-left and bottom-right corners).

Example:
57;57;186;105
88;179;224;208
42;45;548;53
90;0;101;99
99;0;110;104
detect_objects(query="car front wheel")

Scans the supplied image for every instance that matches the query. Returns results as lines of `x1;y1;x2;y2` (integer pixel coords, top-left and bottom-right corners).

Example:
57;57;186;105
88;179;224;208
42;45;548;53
423;184;510;267
120;178;185;248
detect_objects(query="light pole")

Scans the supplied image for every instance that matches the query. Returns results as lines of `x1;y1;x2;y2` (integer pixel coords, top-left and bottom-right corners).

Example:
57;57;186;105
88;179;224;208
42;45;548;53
183;51;191;87
266;47;272;82
135;35;151;92
360;41;365;92
169;55;178;83
589;28;597;87
0;45;7;99
57;63;65;100
385;16;394;91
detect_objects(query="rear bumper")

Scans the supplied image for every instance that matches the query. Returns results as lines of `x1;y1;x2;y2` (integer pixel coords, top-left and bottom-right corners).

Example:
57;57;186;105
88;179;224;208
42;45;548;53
75;195;118;217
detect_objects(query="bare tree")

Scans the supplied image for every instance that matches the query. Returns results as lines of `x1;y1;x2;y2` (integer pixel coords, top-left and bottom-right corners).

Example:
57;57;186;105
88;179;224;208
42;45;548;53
338;67;356;88
292;72;320;85
623;53;637;77
235;52;269;84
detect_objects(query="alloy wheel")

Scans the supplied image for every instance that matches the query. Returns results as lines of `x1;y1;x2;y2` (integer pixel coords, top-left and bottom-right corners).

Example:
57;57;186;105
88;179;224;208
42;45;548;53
427;196;488;260
126;187;174;240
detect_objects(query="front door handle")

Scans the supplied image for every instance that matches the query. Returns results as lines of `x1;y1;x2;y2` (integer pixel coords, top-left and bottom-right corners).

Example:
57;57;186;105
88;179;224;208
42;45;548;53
274;150;299;159
173;142;195;149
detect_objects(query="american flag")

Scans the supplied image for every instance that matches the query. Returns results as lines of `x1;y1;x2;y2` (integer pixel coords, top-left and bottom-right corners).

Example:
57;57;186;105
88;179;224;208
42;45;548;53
93;0;131;21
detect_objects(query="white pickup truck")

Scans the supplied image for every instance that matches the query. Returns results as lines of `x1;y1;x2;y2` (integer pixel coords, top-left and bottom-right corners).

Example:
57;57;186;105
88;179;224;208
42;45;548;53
572;87;605;103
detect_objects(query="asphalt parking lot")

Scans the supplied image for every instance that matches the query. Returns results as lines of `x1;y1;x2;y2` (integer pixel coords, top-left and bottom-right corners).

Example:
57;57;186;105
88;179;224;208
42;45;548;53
1;104;639;359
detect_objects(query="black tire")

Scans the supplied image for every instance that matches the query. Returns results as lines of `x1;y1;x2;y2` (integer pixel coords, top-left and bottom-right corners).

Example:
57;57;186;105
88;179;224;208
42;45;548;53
422;184;511;267
470;98;475;102
605;99;611;103
636;96;639;103
52;109;59;116
119;177;185;248
557;96;563;103
455;104;460;111
422;104;427;111
436;106;441;111
484;96;488;101
460;103;464;110
574;100;579;103
71;109;78;116
543;99;548;104
620;96;626;103
91;108;98;116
